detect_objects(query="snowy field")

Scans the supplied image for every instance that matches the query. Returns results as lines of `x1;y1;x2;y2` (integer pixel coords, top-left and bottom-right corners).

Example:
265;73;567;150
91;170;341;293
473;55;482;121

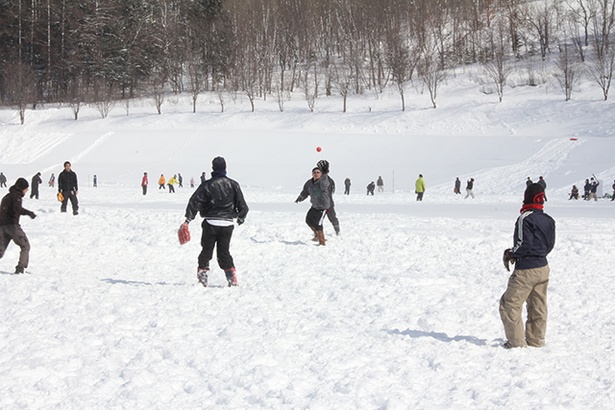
1;70;615;409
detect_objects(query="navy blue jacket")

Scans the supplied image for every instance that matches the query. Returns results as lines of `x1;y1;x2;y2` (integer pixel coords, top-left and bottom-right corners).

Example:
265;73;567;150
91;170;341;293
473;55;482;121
510;209;556;270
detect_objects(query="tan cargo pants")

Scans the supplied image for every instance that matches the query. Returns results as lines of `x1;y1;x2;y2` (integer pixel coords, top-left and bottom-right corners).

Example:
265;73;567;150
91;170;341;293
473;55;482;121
499;265;550;348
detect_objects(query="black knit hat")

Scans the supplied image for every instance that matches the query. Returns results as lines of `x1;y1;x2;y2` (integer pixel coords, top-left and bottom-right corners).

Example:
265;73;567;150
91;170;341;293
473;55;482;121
15;177;29;190
524;183;545;205
212;156;226;172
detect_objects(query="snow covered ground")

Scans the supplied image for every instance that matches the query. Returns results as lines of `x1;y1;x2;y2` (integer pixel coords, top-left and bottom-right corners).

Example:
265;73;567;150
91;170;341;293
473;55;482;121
1;69;615;409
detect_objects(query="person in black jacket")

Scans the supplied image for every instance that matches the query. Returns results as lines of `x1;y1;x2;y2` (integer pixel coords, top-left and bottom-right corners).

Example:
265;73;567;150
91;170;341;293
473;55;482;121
182;156;249;288
0;178;37;274
58;161;79;215
500;183;556;348
30;172;42;199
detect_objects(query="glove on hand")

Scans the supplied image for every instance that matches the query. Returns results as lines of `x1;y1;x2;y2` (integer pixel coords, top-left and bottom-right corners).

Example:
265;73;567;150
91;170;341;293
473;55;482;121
28;211;37;219
317;160;329;174
502;249;516;272
178;223;191;245
236;218;245;226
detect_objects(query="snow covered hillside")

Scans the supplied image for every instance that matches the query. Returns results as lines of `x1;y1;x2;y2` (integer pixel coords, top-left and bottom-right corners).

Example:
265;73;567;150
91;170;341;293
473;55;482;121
1;72;615;409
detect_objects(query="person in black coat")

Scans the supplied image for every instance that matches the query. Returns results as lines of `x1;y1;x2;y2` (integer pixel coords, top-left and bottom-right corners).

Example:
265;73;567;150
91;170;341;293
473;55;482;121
0;178;37;273
454;177;461;194
58;161;79;215
30;172;42;199
182;157;249;288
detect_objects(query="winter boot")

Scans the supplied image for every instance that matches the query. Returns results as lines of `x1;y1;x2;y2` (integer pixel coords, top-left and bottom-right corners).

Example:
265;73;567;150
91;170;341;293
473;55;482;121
197;268;209;287
14;265;24;274
224;268;239;287
310;227;318;242
316;230;326;246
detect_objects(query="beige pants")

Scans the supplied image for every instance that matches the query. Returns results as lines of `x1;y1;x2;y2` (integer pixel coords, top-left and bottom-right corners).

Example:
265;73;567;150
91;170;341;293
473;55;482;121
499;265;550;347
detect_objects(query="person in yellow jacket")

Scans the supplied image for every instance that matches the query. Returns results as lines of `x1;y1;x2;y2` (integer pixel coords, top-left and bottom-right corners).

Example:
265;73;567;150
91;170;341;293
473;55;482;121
415;174;426;201
167;174;179;193
158;174;166;190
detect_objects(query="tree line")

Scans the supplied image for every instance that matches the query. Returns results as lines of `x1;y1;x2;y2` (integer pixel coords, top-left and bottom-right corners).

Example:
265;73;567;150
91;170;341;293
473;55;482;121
1;0;614;123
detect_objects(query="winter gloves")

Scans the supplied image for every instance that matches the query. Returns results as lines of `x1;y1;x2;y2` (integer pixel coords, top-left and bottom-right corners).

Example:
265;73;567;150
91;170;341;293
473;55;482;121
503;249;516;272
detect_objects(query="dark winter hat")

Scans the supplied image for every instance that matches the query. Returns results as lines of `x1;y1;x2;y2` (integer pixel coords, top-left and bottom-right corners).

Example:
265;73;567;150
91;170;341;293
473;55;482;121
15;177;29;190
64;161;71;167
524;183;545;205
212;156;226;171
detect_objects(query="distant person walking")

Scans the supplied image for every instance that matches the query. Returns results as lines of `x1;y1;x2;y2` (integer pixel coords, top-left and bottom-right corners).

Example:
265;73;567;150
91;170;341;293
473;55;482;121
167;175;178;193
377;176;384;192
48;173;55;188
58;161;79;215
30;172;42;199
538;176;547;201
454;177;461;194
344;178;351;195
178;173;183;188
367;181;375;196
141;172;149;195
465;178;475;199
0;178;37;274
190;177;195;188
0;173;7;188
415;174;426;201
93;175;97;187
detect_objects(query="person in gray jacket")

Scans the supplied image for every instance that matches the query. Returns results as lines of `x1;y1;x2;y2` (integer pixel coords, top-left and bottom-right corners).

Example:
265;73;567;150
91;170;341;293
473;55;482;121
295;160;331;246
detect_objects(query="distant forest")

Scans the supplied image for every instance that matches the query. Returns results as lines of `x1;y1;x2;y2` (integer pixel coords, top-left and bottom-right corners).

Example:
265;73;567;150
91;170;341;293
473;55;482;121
1;0;614;122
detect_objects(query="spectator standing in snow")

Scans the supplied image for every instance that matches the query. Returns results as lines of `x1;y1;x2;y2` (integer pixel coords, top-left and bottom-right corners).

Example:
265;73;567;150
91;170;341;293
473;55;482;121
465;178;475;199
589;177;599;201
58;161;79;215
344;178;351;195
182;156;249;287
377;176;384;192
0;178;37;274
48;173;55;187
583;178;591;200
415;174;426;201
200;172;207;184
0;173;7;188
141;172;148;195
295;161;331;246
367;181;375;195
30;172;42;199
158;174;166;190
167;175;178;193
500;183;555;348
569;185;579;200
454;177;461;194
526;177;533;187
93;175;97;187
190;177;195;188
538;176;547;201
178;173;183;188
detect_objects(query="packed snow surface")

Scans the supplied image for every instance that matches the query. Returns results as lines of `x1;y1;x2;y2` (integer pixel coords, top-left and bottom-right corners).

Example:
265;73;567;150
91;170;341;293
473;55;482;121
1;72;615;409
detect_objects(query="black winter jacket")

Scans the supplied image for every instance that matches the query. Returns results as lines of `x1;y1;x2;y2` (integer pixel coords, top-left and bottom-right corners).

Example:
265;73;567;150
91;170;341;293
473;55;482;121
58;170;78;193
510;209;556;270
0;186;33;226
185;174;248;223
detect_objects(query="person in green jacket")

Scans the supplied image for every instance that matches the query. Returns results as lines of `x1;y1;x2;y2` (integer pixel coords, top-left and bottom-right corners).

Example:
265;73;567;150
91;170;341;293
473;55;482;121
415;174;426;201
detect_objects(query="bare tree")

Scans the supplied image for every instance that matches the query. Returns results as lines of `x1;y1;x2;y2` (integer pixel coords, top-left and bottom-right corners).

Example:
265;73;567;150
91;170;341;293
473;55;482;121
2;62;35;124
385;19;418;111
187;59;203;113
587;49;615;99
555;40;581;100
417;36;447;109
483;19;513;102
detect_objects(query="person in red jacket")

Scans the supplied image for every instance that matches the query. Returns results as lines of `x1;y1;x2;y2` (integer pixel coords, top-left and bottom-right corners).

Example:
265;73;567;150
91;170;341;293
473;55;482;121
141;172;149;195
0;178;37;274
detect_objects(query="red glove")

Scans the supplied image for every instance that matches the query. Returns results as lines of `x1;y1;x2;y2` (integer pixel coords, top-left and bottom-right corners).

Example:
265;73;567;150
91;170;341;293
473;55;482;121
178;223;191;245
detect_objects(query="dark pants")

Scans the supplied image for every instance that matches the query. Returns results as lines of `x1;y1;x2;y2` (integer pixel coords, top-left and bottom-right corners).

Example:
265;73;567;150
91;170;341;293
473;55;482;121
142;185;147;195
61;191;79;214
306;207;327;230
168;184;175;193
199;222;235;270
327;205;340;234
30;185;39;199
0;225;30;269
416;191;424;201
344;185;350;195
